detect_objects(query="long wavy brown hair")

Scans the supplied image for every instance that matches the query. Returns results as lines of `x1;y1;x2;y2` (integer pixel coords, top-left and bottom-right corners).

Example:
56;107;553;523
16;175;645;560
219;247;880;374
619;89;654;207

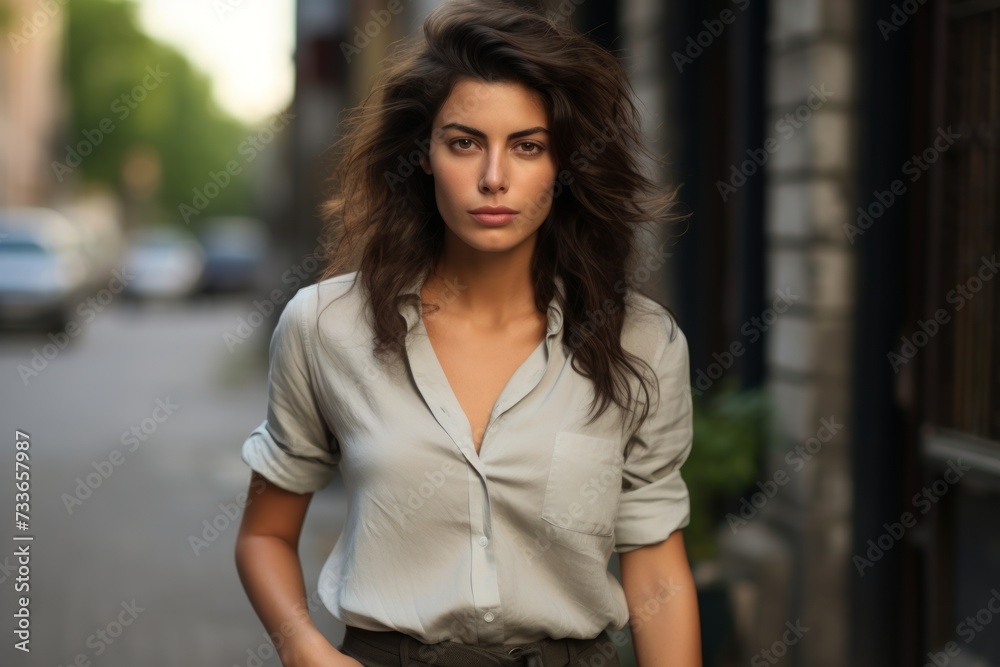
316;0;687;433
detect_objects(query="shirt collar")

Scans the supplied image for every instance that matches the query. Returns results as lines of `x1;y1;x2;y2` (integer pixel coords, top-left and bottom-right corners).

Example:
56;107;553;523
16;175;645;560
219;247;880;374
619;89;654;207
397;269;565;340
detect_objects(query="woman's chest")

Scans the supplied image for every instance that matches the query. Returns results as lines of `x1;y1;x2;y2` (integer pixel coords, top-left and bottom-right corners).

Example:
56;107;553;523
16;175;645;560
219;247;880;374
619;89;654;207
428;329;545;455
315;340;628;539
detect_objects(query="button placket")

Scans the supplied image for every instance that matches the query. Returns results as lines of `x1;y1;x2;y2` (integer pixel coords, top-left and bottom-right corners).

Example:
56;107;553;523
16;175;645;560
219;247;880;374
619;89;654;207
467;466;503;644
392;277;567;647
404;309;504;643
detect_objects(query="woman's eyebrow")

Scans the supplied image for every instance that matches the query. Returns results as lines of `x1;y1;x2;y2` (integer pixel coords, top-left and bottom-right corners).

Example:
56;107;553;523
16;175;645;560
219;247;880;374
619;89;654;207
439;122;550;141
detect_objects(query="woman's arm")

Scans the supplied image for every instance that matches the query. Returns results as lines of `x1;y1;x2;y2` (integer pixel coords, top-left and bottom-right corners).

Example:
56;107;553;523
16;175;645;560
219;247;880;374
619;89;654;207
619;529;703;667
234;471;359;667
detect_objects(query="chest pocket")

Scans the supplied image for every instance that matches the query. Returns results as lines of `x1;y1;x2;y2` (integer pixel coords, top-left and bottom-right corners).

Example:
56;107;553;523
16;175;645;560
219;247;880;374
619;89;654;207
541;431;624;536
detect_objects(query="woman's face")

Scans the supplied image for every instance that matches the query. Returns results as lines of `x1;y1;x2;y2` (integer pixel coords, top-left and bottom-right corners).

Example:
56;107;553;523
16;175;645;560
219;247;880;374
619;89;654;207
420;77;558;254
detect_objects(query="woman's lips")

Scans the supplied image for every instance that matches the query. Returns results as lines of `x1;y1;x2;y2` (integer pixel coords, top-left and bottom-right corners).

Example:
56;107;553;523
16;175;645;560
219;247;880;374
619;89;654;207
470;212;518;226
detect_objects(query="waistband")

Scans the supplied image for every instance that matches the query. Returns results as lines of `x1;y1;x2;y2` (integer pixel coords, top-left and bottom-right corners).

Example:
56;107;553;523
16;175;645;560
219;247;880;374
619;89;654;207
342;624;610;667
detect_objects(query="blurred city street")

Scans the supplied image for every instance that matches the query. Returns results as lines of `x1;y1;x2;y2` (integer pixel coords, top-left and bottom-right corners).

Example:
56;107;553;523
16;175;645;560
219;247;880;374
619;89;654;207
1;0;997;664
0;296;348;666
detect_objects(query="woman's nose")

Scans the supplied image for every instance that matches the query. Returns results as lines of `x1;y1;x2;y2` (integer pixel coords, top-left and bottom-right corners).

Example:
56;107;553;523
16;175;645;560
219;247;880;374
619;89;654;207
479;151;508;193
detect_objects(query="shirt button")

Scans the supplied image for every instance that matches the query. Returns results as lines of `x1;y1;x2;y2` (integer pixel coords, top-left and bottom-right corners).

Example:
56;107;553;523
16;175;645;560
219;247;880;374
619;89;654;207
479;536;488;546
484;612;495;622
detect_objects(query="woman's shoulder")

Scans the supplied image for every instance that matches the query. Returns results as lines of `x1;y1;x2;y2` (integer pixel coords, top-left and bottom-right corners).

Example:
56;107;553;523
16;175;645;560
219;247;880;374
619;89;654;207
282;271;369;342
620;287;687;366
285;271;362;311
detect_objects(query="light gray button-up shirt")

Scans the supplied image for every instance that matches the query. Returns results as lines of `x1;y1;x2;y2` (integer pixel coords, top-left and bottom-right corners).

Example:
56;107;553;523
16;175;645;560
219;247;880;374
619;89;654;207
240;268;693;646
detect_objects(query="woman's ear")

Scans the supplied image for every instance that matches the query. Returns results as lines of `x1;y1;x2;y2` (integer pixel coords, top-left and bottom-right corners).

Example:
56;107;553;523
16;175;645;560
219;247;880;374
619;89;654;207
419;155;432;175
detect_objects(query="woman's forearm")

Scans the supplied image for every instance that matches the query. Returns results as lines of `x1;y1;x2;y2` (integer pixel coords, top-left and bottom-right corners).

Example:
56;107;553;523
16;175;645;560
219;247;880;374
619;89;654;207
235;534;326;659
620;531;703;667
627;573;702;667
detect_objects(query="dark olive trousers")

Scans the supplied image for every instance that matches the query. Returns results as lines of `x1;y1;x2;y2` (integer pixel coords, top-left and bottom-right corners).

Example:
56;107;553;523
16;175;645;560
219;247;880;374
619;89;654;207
337;625;623;667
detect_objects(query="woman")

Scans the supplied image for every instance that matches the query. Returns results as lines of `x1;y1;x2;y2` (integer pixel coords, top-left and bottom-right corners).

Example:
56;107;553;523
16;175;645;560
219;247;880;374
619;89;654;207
235;2;701;666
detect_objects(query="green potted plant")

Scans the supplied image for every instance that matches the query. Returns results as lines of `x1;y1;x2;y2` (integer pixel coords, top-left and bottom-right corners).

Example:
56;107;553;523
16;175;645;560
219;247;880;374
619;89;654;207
685;378;774;666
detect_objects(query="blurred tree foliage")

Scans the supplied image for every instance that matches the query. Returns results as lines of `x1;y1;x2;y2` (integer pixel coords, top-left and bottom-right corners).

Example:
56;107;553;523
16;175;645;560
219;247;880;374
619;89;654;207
62;0;255;225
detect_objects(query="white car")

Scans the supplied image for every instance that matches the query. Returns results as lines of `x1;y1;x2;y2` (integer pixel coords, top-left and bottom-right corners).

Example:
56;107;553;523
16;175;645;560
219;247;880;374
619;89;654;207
122;226;205;299
0;208;92;330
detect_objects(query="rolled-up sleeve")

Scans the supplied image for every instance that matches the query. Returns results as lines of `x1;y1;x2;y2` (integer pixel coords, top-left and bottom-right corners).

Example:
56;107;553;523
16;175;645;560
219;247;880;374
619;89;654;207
241;288;340;495
613;315;693;553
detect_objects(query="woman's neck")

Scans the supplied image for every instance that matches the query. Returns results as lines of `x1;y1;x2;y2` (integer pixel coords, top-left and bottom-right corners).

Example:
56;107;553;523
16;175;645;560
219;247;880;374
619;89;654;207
424;246;539;327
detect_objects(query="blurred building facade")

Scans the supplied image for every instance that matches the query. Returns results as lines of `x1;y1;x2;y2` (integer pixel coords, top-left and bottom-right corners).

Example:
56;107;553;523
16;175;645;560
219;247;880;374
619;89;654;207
287;1;999;666
0;0;64;206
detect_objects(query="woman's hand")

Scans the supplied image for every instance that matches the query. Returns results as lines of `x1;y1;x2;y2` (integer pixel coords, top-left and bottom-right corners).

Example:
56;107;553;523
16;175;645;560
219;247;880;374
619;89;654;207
278;627;364;667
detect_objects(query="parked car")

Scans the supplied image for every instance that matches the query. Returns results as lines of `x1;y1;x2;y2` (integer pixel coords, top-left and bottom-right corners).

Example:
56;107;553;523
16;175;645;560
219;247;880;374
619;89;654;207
194;216;269;294
122;225;205;300
0;207;92;331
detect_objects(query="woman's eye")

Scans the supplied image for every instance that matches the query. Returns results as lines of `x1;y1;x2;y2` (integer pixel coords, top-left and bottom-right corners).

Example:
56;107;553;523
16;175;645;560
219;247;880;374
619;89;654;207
450;139;543;154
